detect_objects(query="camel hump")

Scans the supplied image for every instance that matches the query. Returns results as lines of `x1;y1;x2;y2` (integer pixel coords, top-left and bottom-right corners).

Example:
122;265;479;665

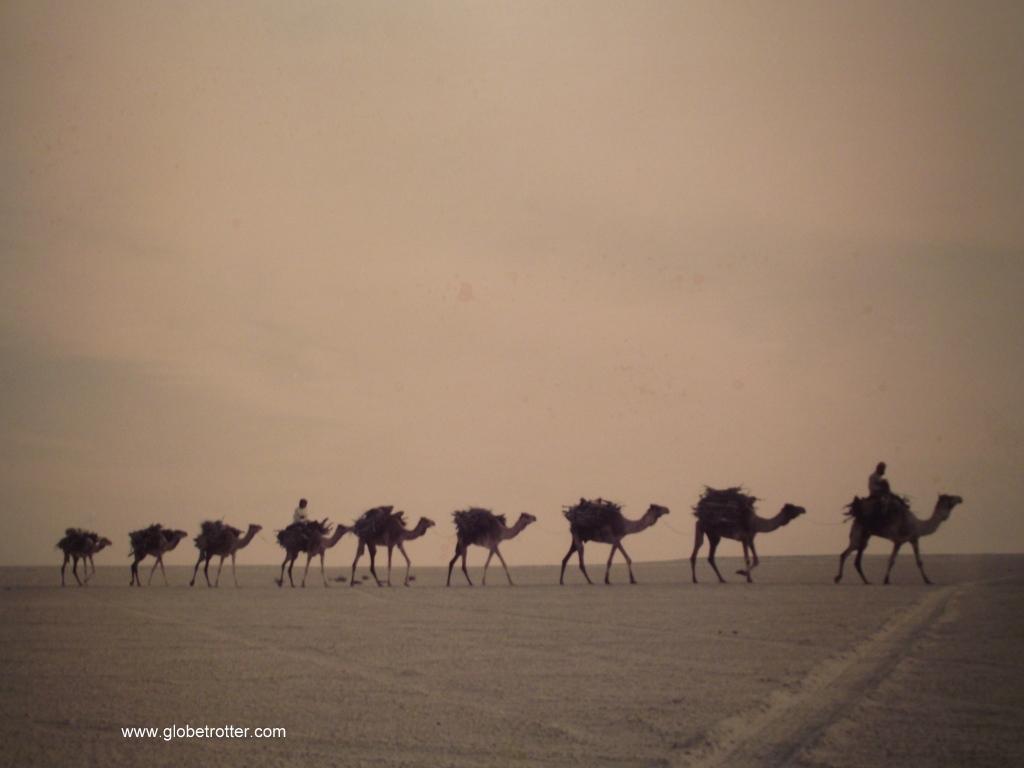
694;486;757;523
564;498;623;530
453;507;500;538
354;506;394;537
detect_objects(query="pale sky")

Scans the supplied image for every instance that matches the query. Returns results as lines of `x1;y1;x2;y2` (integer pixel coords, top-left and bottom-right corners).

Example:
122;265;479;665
2;1;1023;567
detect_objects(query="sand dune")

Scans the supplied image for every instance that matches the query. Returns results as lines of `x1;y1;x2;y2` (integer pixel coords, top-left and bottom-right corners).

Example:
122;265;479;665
1;555;1021;767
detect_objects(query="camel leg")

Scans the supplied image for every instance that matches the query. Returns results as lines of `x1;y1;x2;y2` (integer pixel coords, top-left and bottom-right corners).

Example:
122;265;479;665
190;553;203;587
319;551;328;587
368;544;382;586
836;524;869;584
398;542;413;586
61;553;69;587
213;556;226;587
85;555;96;583
231;552;238;588
349;540;365;587
461;548;472;586
301;553;313;588
71;556;83;587
911;539;932;585
576;540;593;585
202;556;212;587
738;539;759;583
853;543;870;584
617;543;637;584
130;558;140;586
147;557;160;586
737;541;752;578
707;535;726;583
559;542;577;585
883;541;903;584
386;545;394;587
604;542;617;585
276;554;290;587
495;547;514;586
690;521;705;583
447;545;461;586
482;549;494;586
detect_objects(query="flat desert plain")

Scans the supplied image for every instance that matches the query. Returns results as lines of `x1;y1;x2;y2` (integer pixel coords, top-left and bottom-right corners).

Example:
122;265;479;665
1;555;1022;767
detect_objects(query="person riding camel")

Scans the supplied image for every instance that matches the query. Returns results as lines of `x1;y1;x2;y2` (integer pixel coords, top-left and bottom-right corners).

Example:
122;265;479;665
868;462;893;521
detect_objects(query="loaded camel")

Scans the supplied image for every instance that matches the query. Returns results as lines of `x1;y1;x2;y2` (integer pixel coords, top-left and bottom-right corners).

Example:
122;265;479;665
560;498;670;585
689;487;806;583
129;524;189;586
189;521;262;587
446;508;536;587
275;519;351;588
835;493;963;585
57;528;112;586
349;506;435;587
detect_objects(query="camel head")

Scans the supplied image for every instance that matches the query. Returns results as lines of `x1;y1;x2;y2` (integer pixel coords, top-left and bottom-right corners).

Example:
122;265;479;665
935;494;963;521
779;504;806;523
165;530;189;549
518;512;538;526
645;504;670;521
247;523;263;534
415;517;436;534
95;537;113;552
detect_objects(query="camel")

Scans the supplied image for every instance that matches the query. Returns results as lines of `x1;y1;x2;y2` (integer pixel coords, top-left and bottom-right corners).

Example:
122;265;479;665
128;524;189;586
57;528;112;587
189;521;262;587
689;487;806;583
834;493;963;585
349;506;435;587
275;519;351;588
446;509;537;587
559;498;670;585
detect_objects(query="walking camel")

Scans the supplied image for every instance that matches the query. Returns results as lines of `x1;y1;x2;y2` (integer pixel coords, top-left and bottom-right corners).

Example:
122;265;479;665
835;493;963;585
349;506;435;587
689;487;806;583
129;524;189;586
189;521;262;587
560;499;670;585
57;528;112;586
446;509;537;587
275;519;351;588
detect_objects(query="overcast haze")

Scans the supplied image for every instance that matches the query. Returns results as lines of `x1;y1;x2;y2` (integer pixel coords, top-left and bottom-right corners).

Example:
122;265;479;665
2;1;1023;566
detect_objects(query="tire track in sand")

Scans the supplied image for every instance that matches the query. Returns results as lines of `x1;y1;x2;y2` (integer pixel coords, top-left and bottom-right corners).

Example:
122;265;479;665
678;584;961;768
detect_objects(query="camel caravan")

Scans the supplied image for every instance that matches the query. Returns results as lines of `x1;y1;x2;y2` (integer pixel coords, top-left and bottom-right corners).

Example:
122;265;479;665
57;462;963;589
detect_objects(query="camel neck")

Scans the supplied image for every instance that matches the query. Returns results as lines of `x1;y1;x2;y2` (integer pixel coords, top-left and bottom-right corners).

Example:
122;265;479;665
917;505;948;537
622;513;656;535
753;511;788;534
500;516;531;541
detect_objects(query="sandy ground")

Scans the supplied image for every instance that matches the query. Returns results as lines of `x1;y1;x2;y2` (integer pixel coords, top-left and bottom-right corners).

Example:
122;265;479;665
1;555;1022;767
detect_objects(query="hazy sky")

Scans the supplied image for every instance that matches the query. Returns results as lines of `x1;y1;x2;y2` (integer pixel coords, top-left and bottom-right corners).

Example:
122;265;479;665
2;1;1023;567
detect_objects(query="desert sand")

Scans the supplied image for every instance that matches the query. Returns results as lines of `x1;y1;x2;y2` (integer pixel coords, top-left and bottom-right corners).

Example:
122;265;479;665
1;555;1022;767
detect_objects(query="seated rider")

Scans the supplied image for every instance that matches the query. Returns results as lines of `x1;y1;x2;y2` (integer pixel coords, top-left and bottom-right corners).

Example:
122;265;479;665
285;498;309;532
868;462;892;520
